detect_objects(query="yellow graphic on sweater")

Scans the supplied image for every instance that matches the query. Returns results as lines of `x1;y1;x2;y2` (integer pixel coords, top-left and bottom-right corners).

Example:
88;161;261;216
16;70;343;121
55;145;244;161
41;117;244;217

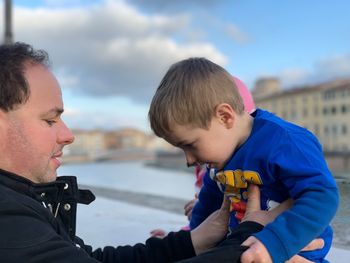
215;169;262;189
214;169;263;221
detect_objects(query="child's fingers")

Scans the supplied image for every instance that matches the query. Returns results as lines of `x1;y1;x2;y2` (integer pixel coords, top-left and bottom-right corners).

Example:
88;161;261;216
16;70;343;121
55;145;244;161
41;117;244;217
300;238;324;251
268;198;293;218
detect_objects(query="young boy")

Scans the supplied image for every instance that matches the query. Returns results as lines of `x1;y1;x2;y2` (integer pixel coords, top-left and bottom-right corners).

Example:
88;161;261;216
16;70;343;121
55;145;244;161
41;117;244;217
148;57;339;262
150;76;256;238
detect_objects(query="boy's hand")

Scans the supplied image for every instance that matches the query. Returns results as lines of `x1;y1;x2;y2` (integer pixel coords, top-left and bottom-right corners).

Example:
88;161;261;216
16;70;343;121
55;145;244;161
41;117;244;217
286;238;324;263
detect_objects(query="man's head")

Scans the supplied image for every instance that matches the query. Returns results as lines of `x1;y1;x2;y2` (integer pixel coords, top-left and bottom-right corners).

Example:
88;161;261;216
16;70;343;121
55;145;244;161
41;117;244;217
149;57;252;169
0;42;50;112
0;42;74;183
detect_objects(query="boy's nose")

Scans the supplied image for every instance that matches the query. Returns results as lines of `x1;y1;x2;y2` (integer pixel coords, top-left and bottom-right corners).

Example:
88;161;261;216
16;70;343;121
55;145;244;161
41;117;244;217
184;152;196;167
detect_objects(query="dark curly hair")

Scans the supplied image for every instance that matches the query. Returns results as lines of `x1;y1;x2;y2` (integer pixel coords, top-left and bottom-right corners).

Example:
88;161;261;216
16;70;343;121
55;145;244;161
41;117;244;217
0;42;50;111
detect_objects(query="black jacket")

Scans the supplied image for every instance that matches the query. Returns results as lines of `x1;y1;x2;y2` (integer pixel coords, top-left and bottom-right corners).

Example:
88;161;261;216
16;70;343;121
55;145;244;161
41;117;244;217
0;169;195;263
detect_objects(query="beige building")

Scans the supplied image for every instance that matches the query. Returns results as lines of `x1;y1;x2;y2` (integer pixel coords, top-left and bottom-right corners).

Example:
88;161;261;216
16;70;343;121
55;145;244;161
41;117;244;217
105;128;150;149
253;78;350;152
65;129;107;156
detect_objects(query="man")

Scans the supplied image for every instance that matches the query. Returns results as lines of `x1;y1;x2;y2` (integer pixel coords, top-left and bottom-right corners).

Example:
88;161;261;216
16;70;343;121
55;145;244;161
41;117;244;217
0;42;321;263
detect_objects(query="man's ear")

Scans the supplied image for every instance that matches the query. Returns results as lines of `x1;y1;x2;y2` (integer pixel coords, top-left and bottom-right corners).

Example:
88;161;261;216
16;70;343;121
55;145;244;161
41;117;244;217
214;103;235;128
0;109;7;122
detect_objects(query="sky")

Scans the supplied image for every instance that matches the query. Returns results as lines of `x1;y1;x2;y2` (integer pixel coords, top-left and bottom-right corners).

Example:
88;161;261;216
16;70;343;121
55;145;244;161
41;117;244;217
1;0;350;132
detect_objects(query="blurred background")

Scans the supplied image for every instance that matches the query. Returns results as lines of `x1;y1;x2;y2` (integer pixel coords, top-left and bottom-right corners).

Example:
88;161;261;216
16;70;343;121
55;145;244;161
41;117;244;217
2;0;350;255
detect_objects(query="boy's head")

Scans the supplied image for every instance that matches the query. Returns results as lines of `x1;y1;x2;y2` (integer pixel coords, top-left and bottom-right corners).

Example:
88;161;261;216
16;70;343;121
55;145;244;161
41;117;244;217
149;57;251;169
149;57;245;138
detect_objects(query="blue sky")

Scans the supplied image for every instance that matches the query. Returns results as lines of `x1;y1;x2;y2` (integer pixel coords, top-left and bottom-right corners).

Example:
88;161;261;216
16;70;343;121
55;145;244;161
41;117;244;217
3;0;350;131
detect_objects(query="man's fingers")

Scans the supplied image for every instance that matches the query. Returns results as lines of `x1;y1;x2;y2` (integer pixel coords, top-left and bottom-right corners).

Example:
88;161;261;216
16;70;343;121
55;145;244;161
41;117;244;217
300;238;324;251
245;184;261;213
150;229;167;238
241;236;256;247
220;196;231;212
241;237;273;263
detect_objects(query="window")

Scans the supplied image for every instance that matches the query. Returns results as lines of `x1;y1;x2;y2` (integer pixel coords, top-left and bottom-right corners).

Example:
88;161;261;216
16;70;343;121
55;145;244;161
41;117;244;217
342;124;348;135
323;90;336;100
341;105;347;114
331;106;337;115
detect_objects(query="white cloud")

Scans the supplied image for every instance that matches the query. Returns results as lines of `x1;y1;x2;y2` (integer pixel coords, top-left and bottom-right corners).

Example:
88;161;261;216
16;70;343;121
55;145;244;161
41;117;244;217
316;54;350;77
13;0;227;103
279;68;310;88
225;23;250;44
62;105;149;132
264;53;350;89
127;0;227;13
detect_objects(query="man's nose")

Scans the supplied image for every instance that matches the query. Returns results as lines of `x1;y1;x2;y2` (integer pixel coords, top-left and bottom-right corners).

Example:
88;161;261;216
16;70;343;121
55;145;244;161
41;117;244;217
58;121;75;145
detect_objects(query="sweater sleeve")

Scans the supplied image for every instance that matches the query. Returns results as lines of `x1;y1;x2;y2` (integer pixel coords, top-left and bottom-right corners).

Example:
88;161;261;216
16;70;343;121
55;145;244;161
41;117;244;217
189;170;223;229
90;230;195;263
175;222;264;263
253;131;339;262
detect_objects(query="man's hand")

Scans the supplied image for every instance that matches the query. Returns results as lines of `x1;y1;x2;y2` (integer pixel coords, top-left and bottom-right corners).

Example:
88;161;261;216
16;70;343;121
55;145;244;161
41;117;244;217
242;184;293;225
241;237;324;263
241;236;273;263
240;185;324;263
190;196;230;255
149;228;167;238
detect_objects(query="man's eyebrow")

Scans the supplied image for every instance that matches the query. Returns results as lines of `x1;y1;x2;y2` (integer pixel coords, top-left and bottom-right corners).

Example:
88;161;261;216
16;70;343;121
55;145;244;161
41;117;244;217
44;107;64;117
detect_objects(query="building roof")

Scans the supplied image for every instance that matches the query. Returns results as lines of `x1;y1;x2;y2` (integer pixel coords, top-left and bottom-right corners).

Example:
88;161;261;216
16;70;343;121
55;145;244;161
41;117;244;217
254;78;350;102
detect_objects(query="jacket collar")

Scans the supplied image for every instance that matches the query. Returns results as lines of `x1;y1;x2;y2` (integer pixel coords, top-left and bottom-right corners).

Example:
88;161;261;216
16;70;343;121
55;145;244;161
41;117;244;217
0;169;95;210
0;169;95;238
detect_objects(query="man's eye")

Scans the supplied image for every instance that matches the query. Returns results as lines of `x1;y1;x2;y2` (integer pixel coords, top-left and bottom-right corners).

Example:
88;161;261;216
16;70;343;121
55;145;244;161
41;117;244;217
45;120;56;126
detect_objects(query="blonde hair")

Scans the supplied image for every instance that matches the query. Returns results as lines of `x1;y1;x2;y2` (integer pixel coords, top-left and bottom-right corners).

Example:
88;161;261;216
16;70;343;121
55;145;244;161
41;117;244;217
148;57;244;138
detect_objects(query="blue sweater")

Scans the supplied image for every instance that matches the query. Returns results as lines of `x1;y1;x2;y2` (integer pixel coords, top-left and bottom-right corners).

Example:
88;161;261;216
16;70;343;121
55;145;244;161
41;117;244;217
189;109;339;262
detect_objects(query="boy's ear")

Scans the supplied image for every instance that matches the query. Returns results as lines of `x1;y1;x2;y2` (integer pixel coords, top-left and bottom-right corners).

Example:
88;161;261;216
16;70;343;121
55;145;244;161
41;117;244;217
215;103;235;128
